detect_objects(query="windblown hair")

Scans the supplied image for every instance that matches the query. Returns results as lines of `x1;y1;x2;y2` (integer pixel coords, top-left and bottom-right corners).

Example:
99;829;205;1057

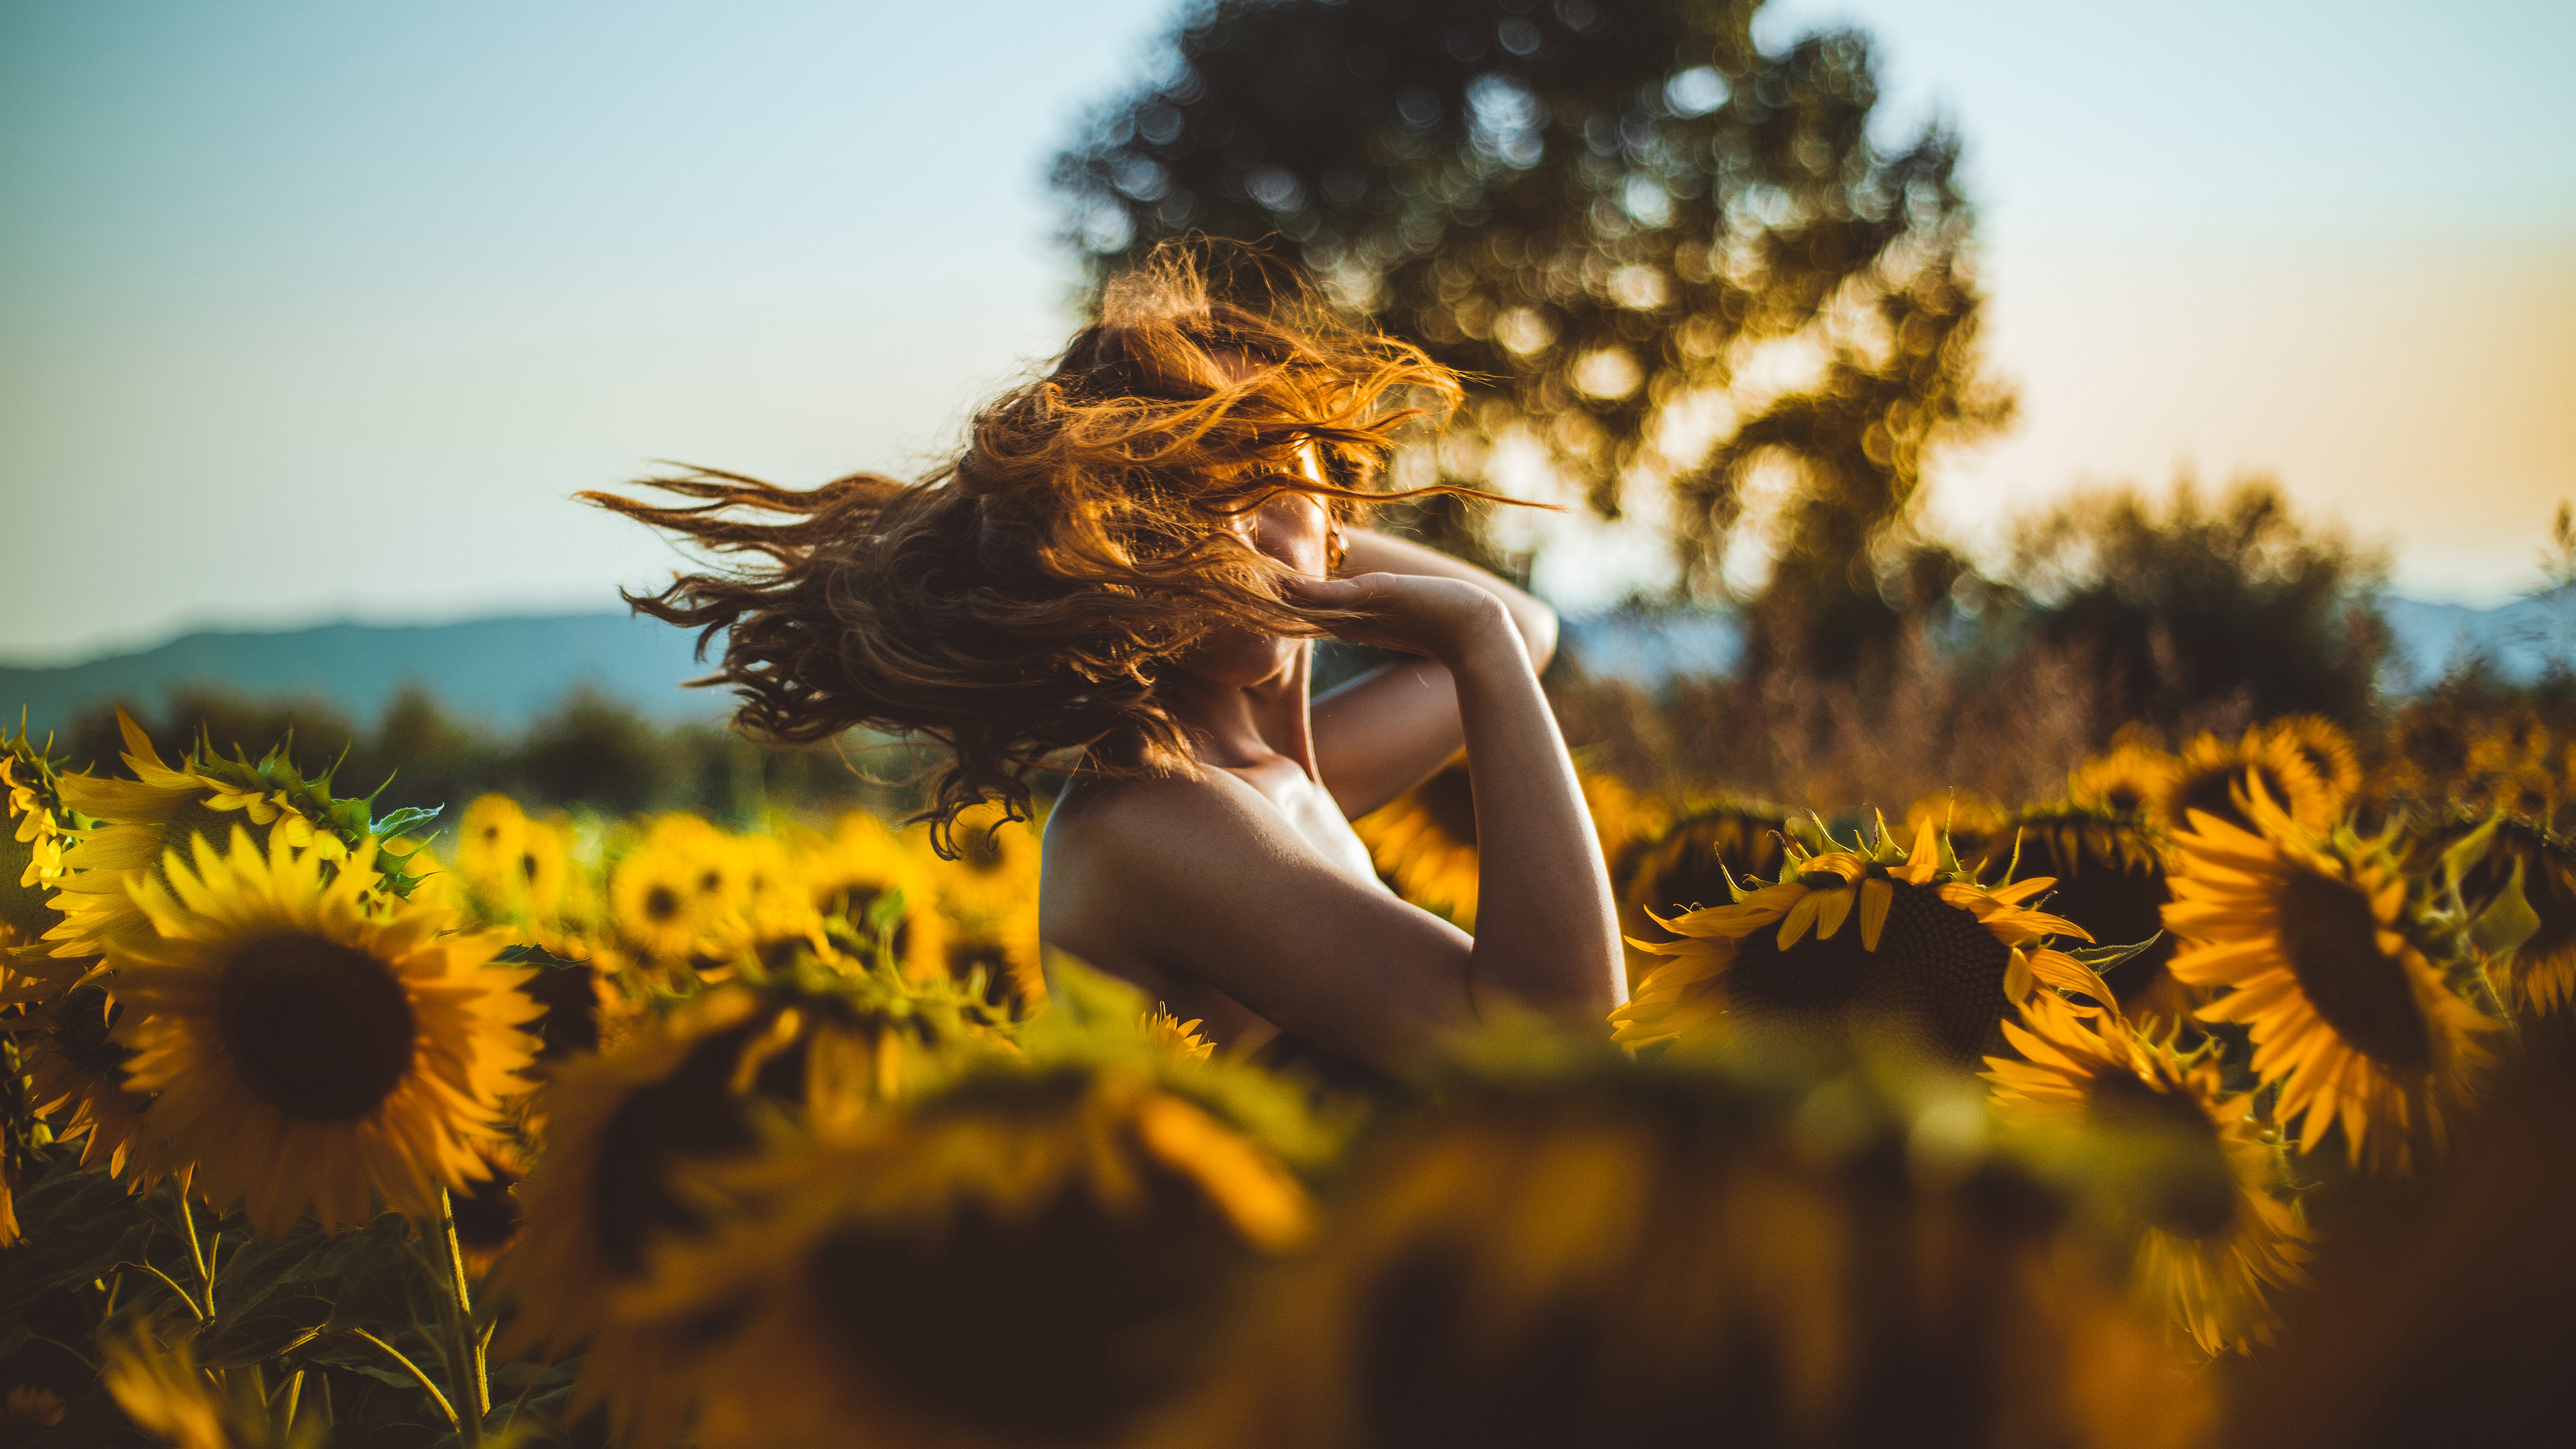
584;248;1481;853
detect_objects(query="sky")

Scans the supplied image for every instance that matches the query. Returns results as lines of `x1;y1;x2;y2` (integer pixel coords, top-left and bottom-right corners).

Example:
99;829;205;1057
2;0;2570;663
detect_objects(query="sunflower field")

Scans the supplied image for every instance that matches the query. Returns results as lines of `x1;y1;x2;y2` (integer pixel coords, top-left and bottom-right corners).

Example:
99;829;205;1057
3;695;2572;1448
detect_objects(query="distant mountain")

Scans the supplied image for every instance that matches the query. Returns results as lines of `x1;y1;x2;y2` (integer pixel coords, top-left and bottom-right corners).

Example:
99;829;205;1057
1;590;2561;741
2379;587;2575;692
0;613;728;739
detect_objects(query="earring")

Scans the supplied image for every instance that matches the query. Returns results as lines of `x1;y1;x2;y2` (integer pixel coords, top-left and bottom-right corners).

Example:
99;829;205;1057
1327;527;1347;574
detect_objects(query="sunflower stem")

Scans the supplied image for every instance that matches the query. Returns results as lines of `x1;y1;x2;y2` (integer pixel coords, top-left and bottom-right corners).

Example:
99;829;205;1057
172;1195;215;1318
434;1189;490;1442
345;1328;460;1434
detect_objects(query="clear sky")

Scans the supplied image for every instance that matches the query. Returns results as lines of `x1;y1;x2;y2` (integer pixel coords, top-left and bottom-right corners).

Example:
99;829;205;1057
3;0;2570;663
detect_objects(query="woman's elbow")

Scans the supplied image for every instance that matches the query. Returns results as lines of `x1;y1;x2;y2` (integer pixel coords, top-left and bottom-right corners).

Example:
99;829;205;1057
1515;597;1560;672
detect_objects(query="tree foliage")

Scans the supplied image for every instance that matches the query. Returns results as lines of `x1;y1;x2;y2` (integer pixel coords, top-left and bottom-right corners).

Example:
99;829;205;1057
2002;475;2392;734
1054;0;2010;601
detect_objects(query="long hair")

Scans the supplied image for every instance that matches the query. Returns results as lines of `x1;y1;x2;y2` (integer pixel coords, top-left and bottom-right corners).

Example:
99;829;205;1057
584;246;1491;853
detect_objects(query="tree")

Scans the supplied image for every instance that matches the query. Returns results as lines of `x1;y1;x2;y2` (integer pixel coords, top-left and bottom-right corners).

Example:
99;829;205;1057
1054;0;2010;651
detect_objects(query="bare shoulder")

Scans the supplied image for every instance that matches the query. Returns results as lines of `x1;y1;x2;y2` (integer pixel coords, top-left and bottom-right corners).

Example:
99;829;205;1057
1042;765;1475;1068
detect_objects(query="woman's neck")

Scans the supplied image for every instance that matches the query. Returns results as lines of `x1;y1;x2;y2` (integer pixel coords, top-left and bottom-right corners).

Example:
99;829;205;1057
1155;643;1319;780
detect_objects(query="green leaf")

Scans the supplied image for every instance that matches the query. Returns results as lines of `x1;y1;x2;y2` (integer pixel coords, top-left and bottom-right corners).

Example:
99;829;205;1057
0;1160;164;1323
2471;860;2543;959
2069;934;2164;975
293;1331;427;1391
199;1293;333;1368
495;943;581;971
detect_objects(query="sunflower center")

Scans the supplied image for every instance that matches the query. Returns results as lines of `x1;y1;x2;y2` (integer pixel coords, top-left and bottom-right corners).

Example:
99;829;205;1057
1725;879;2014;1068
1420;765;1478;848
2175;767;2253;832
2276;871;2432;1071
2084;1069;2237;1239
643;885;682;923
215;932;417;1122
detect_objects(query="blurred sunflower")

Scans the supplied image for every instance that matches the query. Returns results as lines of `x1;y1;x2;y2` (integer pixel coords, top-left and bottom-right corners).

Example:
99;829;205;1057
1581;772;1672;894
99;1318;227;1449
2379;698;2477;804
1962;810;2185;1021
43;710;342;959
2163;786;2496;1174
500;964;1014;1448
928;800;1044;922
1;1386;65;1434
2262;715;2364;810
2442;816;2576;1014
1615;820;2114;1069
627;1064;1315;1449
1986;996;2314;1356
2068;740;2180;820
22;1012;182;1195
107;828;540;1233
608;815;747;967
1152;1040;2206;1449
798;812;947;981
2152;729;2334;842
1354;755;1481;926
1;749;68;950
1616;802;1790;986
495;989;773;1449
454;794;571;920
1143;1008;1215;1063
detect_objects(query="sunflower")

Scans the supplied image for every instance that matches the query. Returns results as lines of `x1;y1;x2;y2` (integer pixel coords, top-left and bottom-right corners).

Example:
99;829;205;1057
1960;810;2184;1020
105;828;540;1233
1353;755;1481;926
1617;802;1790;992
21;1003;182;1195
927;800;1044;923
2163;786;2496;1174
2152;729;2334;843
2262;715;2363;810
1144;1008;1216;1063
1152;1038;2206;1449
2068;740;2181;820
624;1063;1317;1449
1615;819;2114;1069
2438;816;2576;1015
499;964;1015;1448
1;1385;65;1434
1;750;68;950
98;1318;227;1449
492;989;773;1449
42;711;350;961
1986;995;2314;1355
1581;771;1672;890
454;794;571;921
607;815;747;966
2379;697;2477;804
796;812;947;981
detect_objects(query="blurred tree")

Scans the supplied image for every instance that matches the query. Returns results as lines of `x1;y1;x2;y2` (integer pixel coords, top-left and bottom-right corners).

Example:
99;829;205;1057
1054;0;2010;650
2000;475;2392;735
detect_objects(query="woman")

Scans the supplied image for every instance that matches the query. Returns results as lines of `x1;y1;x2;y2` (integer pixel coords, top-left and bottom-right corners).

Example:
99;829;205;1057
588;257;1621;1075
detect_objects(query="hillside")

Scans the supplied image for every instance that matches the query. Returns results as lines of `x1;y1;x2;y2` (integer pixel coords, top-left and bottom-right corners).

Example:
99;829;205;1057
0;613;725;739
1;589;2562;742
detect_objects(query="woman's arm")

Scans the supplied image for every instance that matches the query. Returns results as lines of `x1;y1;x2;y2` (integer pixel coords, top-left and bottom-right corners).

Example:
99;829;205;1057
1309;530;1558;817
1295;571;1622;1020
1055;576;1621;1068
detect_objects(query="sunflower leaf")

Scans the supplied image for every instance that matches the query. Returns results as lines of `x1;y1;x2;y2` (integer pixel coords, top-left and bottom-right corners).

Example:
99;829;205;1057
2068;934;2164;975
2469;863;2542;959
199;1293;334;1368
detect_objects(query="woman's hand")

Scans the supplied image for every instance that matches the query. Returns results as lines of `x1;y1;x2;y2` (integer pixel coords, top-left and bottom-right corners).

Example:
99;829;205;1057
1285;572;1520;669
